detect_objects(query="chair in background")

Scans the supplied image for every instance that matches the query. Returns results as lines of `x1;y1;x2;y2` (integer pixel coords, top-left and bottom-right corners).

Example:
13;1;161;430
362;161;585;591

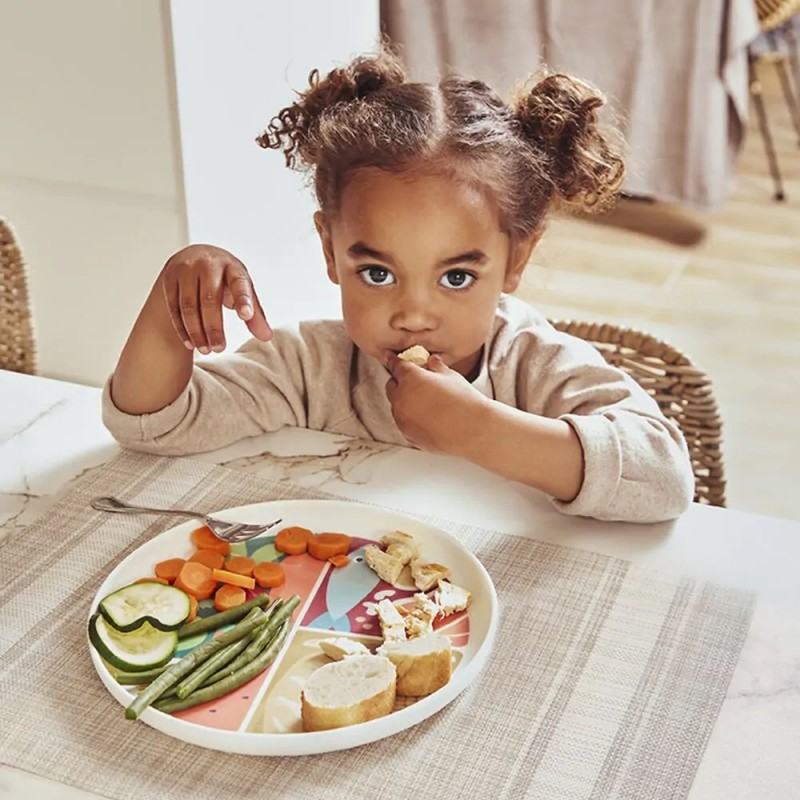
550;319;726;508
0;218;37;375
749;0;800;200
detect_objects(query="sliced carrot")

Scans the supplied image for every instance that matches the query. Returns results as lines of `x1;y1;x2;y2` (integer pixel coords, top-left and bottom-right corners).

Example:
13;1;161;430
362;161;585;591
225;556;256;577
328;554;350;569
308;533;352;561
154;558;186;583
252;561;286;588
211;568;255;590
214;584;246;612
275;526;312;556
134;576;170;585
190;525;231;556
185;593;198;623
174;561;218;601
189;548;226;570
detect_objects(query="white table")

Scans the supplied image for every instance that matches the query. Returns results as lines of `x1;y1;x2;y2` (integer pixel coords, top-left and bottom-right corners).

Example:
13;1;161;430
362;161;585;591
1;369;798;799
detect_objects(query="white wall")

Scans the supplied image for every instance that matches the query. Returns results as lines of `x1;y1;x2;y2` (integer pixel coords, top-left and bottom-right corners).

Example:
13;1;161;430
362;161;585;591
0;0;186;386
169;1;380;351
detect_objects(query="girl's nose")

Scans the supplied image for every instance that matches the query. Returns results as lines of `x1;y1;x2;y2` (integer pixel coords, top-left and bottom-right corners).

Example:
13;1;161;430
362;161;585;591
389;288;438;332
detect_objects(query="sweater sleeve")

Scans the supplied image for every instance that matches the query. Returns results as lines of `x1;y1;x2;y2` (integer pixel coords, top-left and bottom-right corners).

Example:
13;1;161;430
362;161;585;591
101;324;330;456
512;329;695;523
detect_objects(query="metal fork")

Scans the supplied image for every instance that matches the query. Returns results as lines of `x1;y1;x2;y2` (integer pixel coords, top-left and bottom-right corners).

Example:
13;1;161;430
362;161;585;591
90;496;282;543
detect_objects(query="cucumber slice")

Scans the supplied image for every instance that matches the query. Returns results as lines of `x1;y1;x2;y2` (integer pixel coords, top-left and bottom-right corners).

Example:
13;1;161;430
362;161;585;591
99;582;191;632
88;613;177;672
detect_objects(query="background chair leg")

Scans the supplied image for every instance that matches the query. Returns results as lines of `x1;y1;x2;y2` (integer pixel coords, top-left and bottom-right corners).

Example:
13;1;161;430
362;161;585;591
749;52;787;201
782;21;800;145
767;28;800;144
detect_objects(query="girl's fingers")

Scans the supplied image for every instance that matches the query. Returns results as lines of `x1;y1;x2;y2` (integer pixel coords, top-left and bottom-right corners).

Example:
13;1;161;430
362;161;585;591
178;278;208;353
162;275;193;349
197;271;226;353
224;264;272;341
222;288;235;309
246;290;273;341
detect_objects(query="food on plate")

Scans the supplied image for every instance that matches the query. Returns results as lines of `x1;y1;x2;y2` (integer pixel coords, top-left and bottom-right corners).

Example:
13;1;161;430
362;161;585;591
211;567;256;590
301;654;397;731
435;580;472;616
176;593;272;638
154;557;186;583
308;532;352;561
213;583;247;612
190;525;231;556
377;634;452;697
410;559;451;591
224;555;256;577
89;614;178;672
373;598;407;643
328;554;350;568
398;345;431;365
98;582;191;633
275;525;312;555
188;549;226;570
318;637;372;661
402;592;439;639
252;560;286;588
173;561;218;600
380;530;419;565
363;545;404;584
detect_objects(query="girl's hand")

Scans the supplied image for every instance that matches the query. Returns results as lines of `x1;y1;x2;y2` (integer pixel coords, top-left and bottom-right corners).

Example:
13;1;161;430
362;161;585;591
160;244;272;353
385;354;489;454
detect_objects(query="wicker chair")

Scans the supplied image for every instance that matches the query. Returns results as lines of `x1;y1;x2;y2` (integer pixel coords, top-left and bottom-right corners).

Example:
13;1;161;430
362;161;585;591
550;319;726;508
0;218;37;375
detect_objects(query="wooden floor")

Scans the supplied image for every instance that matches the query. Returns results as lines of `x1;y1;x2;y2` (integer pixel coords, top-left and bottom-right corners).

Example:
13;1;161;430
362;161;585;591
516;60;800;522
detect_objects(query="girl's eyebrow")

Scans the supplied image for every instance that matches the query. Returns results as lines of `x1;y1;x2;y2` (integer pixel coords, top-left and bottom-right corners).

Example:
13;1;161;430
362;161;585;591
346;242;488;267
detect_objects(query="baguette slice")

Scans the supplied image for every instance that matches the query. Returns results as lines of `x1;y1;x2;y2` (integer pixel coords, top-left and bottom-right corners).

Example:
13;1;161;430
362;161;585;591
377;634;452;697
301;655;397;732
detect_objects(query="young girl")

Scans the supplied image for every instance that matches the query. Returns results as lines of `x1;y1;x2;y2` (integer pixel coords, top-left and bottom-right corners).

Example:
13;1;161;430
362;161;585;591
103;50;694;523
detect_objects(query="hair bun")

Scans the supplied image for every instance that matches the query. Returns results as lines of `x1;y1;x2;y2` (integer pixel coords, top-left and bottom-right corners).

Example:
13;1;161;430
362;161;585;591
514;72;625;210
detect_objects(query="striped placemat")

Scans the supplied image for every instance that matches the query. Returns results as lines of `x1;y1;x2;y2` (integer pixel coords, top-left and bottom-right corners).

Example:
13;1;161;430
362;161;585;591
0;450;754;800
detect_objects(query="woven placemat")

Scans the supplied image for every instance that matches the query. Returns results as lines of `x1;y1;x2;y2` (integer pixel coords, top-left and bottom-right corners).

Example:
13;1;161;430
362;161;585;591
0;451;754;800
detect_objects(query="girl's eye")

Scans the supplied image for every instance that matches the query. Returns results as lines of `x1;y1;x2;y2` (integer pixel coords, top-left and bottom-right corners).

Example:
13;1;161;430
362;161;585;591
439;270;475;290
358;266;396;286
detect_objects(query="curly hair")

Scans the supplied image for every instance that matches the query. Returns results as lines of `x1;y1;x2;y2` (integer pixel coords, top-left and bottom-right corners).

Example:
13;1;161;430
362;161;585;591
256;49;625;239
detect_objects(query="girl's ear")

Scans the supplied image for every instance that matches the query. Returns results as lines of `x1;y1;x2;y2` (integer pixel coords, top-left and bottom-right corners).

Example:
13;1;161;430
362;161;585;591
314;212;339;285
503;229;542;293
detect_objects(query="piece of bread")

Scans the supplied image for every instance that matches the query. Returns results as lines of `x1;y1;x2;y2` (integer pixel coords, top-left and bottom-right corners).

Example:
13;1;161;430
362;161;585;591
398;345;430;366
319;637;372;661
377;634;453;697
410;559;451;591
364;545;404;585
301;655;397;732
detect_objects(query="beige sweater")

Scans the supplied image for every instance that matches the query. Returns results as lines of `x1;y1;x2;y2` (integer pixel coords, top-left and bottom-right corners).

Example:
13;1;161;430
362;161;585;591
102;295;694;522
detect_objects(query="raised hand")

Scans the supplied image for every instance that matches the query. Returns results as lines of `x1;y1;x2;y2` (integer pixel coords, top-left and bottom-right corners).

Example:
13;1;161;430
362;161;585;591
160;244;272;354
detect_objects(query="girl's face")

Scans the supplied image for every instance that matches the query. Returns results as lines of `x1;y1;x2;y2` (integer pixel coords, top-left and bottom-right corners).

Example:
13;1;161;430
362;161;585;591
315;167;536;378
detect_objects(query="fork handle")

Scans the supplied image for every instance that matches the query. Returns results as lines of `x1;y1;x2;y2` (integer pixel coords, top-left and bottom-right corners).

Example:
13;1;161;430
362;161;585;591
90;496;207;520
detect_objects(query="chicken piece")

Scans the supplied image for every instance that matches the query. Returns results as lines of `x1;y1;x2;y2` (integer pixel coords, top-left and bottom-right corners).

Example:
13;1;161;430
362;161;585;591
434;580;472;617
364;545;404;585
374;598;407;643
410;559;451;591
405;614;434;639
398;345;430;366
319;638;371;661
403;592;440;639
380;530;420;566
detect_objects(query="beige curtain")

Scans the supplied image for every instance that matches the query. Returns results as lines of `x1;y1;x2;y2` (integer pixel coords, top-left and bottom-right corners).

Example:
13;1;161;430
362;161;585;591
381;0;760;211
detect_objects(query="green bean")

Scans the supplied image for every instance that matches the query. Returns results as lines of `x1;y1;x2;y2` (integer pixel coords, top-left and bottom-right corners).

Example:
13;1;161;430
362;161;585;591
201;595;299;686
113;664;171;685
153;620;291;714
174;630;257;699
125;607;268;720
177;594;272;639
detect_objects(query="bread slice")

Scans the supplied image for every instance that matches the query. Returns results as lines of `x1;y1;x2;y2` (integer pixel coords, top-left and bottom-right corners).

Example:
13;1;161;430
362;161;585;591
377;634;453;697
301;655;397;732
398;345;430;365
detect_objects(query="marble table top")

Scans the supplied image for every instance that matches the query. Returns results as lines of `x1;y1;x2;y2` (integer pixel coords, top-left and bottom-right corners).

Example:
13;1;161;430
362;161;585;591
2;369;798;799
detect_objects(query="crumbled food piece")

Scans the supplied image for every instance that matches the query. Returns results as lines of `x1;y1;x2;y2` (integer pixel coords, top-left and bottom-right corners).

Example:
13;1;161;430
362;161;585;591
374;598;407;643
380;530;420;566
402;592;440;639
410;559;451;592
398;345;430;366
364;545;404;585
435;580;472;616
319;638;372;661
